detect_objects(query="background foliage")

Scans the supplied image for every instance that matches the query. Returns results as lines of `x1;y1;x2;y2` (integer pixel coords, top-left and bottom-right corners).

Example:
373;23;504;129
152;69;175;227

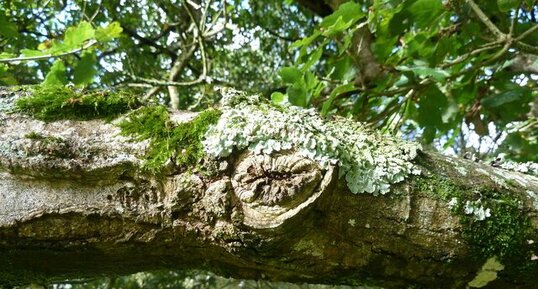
1;0;537;287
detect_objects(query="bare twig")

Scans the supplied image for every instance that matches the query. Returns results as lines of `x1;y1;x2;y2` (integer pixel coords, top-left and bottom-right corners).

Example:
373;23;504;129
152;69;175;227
516;24;538;41
168;43;197;108
515;41;538;54
467;0;505;38
441;40;503;67
131;75;207;87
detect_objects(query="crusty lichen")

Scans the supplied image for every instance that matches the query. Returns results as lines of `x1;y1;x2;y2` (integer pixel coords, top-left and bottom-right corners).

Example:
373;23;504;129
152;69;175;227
203;89;421;195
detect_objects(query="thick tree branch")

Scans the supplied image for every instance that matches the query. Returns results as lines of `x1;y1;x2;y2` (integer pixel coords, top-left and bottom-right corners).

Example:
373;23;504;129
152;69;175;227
1;87;538;289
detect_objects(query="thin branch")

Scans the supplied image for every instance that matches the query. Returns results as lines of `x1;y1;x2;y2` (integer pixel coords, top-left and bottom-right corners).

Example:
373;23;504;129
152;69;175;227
168;43;197;108
259;25;299;42
441;40;503;67
143;86;162;100
129;75;206;87
0;39;97;63
516;24;538;41
515;41;538;54
467;0;505;38
203;0;228;38
89;0;102;22
509;0;524;35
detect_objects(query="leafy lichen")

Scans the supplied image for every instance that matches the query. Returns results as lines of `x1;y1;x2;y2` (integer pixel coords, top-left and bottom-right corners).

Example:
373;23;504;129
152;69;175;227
203;89;421;195
15;85;140;121
119;106;221;172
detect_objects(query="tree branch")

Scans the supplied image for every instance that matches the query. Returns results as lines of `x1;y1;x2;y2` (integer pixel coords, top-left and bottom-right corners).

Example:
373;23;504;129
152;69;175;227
1;87;538;289
0;39;97;63
466;0;505;39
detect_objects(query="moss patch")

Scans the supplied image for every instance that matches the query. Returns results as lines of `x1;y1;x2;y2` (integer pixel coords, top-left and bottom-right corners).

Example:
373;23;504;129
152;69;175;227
119;106;221;172
414;175;536;273
15;85;140;121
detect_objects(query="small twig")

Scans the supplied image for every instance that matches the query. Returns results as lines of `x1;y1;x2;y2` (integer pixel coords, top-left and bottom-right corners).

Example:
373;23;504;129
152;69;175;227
509;0;524;35
0;39;97;63
89;0;102;22
467;0;505;38
516;24;538;41
441;41;503;67
143;86;161;100
515;40;538;54
130;75;206;87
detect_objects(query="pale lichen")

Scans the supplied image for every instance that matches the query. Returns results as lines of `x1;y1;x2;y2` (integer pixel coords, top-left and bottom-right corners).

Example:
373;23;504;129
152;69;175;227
498;161;538;177
203;89;421;195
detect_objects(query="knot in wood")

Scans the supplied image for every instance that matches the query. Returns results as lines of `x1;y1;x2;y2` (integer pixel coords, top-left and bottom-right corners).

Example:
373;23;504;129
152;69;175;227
231;151;334;229
232;153;322;207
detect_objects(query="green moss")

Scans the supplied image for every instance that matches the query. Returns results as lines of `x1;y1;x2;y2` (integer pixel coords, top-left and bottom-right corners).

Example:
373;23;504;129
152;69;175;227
15;85;140;121
119;106;221;172
414;175;536;273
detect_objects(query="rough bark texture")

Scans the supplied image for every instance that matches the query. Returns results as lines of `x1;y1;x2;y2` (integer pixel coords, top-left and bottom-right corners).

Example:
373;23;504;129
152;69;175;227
1;87;538;289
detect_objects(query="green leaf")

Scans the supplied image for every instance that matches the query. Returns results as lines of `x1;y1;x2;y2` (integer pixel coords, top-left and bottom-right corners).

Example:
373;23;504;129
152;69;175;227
279;67;302;84
64;21;95;47
320;2;364;30
301;46;323;71
0;16;18;38
0;52;17;59
73;51;97;86
96;22;123;42
321;83;355;116
287;81;308;107
497;0;519;12
330;55;355;81
42;60;67;86
0;64;17;85
321;16;355;36
407;0;444;28
271;91;287;104
481;87;532;108
397;63;450;81
289;31;321;51
416;84;448;143
20;49;47;57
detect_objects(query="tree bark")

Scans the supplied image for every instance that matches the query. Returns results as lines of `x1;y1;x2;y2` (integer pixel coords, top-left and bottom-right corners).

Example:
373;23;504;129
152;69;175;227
1;87;538;289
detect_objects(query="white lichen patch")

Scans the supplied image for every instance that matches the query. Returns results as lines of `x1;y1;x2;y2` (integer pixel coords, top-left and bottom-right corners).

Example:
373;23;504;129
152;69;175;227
464;199;491;221
499;161;538;177
203;90;421;195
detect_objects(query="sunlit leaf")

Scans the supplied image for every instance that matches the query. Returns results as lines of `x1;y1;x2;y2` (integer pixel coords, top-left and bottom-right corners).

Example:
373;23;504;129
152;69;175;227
96;22;123;42
320;2;364;30
42;60;67;86
271;91;287;104
20;49;47;57
279;67;302;84
287;81;308;107
73;51;97;86
64;21;95;47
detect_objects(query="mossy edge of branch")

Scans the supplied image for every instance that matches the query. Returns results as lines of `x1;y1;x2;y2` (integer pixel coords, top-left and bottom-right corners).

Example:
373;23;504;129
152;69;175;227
118;105;221;173
14;85;141;122
413;171;537;279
